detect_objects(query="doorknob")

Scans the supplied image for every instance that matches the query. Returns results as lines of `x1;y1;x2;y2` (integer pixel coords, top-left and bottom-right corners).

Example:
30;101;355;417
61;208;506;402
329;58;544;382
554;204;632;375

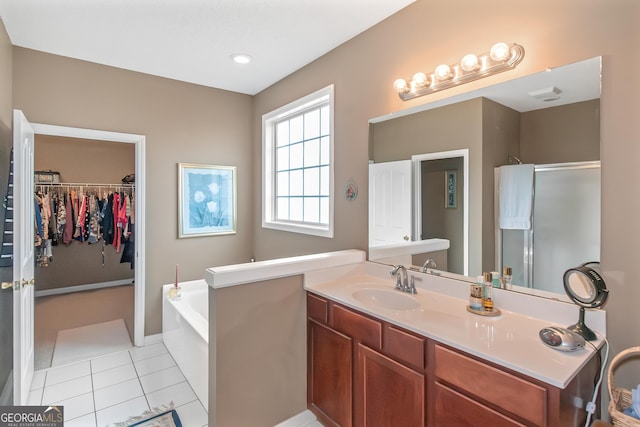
21;279;35;287
1;281;14;290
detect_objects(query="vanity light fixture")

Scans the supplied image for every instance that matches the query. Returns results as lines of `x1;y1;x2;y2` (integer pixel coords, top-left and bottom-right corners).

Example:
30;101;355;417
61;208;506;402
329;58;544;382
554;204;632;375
393;42;525;101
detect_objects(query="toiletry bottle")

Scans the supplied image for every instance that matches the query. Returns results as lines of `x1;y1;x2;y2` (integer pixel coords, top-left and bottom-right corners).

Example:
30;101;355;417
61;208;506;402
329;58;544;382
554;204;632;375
469;283;483;310
502;267;513;290
482;272;494;312
491;271;501;288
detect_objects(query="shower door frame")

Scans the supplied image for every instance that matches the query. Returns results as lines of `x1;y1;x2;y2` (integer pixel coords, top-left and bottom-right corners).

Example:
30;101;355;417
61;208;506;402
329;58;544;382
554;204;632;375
495;160;600;290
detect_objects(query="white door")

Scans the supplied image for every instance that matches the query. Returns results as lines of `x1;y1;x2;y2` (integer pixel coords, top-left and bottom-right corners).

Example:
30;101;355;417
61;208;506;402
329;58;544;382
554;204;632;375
13;110;35;405
368;160;412;246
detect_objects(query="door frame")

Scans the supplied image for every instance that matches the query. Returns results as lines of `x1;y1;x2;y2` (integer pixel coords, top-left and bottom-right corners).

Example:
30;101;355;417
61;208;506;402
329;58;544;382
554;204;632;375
31;123;146;346
411;148;469;276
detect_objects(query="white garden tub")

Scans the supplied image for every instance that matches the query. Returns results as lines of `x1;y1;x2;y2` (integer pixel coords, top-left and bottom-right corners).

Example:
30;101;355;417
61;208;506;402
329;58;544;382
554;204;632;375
162;279;208;411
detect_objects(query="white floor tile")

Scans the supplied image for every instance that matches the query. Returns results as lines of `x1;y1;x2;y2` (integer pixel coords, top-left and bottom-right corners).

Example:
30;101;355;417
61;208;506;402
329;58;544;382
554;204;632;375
42;375;92;404
94;378;143;411
146;381;197;409
27;388;43;405
91;350;132;373
53;392;95;421
176;400;208;427
139;366;186;394
92;363;137;390
45;361;91;386
134;353;175;376
64;412;97;427
31;370;46;390
95;396;149;427
129;342;167;362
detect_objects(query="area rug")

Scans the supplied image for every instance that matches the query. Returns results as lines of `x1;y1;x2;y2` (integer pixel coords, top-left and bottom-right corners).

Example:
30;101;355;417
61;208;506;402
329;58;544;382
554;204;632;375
51;318;132;366
113;404;181;427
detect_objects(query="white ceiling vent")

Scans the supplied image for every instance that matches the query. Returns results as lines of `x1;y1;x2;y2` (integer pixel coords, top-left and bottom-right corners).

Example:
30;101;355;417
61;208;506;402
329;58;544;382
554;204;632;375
528;86;562;102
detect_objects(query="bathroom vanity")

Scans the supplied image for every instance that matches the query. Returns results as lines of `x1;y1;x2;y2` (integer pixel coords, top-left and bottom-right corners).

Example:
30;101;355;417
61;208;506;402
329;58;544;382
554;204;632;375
305;261;604;427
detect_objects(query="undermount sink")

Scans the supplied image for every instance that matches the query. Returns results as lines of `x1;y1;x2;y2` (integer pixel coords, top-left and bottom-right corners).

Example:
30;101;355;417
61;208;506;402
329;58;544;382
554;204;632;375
352;288;421;311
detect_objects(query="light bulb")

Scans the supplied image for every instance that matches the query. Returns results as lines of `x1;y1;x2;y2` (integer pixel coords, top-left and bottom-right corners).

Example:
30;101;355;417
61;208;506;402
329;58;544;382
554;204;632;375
490;42;510;62
393;78;408;93
460;54;479;72
434;64;452;81
412;72;429;88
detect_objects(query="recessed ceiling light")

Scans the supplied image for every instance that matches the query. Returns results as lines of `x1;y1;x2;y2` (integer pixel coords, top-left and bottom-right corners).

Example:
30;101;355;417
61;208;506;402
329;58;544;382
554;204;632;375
231;53;252;64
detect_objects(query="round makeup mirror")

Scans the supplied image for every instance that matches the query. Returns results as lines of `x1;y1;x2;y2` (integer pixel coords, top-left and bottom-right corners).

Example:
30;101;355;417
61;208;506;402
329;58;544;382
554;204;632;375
563;262;608;340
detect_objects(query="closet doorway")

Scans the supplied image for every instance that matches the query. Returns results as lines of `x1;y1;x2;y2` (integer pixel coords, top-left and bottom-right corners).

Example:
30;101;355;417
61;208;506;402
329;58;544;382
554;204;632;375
31;123;145;369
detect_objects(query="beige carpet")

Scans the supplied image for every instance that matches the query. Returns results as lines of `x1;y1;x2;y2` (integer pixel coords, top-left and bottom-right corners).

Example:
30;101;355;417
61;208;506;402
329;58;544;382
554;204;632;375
51;318;132;366
35;285;134;370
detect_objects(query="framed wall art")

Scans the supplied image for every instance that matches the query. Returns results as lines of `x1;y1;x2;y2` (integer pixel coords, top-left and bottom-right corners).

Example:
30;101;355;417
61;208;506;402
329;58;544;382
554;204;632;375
178;163;237;238
445;170;457;209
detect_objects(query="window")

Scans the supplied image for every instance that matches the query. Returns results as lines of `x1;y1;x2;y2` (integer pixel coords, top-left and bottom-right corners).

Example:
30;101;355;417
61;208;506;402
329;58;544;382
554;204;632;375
262;85;334;237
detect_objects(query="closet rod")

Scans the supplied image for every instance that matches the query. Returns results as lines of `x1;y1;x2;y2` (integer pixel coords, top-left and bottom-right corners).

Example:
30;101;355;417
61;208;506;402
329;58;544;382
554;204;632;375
36;182;134;187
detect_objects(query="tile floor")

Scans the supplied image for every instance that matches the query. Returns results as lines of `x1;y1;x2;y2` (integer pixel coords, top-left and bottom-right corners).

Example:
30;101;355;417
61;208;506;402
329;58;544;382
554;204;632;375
27;342;208;427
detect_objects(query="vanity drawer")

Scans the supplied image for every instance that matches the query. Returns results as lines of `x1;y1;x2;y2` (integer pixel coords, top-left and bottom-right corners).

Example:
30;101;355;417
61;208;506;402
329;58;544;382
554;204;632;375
307;293;328;324
331;304;382;350
434;345;546;426
384;325;425;370
433;382;525;427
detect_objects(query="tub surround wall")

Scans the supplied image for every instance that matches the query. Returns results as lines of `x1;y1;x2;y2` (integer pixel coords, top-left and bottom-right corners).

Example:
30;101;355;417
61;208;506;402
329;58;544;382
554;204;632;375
209;275;306;427
162;280;208;411
205;250;365;426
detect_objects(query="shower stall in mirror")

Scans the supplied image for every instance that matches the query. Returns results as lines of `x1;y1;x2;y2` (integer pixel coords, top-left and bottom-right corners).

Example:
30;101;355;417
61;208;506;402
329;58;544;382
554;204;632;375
495;161;600;294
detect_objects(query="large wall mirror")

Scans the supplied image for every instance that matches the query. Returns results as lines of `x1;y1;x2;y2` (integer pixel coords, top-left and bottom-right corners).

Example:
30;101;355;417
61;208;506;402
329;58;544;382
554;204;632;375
368;57;601;299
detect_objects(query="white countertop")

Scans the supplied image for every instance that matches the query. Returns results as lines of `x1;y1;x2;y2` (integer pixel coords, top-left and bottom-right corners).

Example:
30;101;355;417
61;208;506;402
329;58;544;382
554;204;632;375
368;238;450;261
304;261;606;389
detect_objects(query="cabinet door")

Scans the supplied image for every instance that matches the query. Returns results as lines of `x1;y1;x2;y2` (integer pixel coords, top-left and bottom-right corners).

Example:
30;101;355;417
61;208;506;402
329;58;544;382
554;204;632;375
355;343;425;427
308;320;352;427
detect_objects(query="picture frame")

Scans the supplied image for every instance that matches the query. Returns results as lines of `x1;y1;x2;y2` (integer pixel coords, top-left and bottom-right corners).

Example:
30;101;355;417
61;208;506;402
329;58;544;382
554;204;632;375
178;163;237;238
445;170;457;209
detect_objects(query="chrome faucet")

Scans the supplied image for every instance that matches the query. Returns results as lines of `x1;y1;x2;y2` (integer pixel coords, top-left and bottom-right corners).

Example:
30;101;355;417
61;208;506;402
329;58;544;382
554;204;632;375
422;258;440;275
390;265;417;294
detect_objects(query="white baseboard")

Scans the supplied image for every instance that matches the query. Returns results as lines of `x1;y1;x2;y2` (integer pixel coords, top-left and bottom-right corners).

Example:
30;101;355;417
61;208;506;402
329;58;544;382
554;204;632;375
0;370;12;405
35;279;133;298
274;410;319;427
144;333;163;346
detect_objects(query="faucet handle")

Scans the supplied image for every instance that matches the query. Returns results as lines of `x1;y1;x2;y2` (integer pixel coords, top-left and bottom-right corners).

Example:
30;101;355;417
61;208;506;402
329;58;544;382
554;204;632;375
409;276;418;294
390;265;404;290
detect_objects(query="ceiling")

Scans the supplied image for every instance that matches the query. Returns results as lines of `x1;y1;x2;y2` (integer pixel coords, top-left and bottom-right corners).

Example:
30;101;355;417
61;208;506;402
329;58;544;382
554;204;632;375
0;0;415;95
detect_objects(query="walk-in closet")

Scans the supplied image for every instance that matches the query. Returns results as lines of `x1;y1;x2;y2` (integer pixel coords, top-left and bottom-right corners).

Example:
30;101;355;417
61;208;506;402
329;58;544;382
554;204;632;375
33;134;135;369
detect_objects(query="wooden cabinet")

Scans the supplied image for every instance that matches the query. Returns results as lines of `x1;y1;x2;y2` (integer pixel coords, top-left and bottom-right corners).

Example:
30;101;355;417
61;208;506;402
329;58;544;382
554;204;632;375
307;293;426;426
428;341;599;427
308;319;352;427
355;343;425;427
306;291;599;427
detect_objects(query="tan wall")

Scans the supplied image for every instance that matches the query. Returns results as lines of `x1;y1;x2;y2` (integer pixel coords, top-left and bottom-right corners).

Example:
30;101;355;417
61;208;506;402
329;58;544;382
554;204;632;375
521;99;600;164
481;99;521;272
13;48;254;335
34;135;136;290
253;0;640;392
209;276;306;426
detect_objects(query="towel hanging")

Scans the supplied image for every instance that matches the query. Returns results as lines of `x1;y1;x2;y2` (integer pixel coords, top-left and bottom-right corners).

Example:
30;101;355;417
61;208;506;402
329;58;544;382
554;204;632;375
498;164;534;230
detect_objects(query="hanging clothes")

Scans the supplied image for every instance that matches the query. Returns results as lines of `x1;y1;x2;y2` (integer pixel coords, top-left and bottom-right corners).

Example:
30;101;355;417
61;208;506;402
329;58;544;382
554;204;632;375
35;183;135;268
